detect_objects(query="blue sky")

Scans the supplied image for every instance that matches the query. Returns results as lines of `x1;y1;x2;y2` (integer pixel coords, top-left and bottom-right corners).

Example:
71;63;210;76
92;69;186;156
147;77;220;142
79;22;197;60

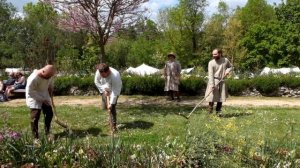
8;0;282;20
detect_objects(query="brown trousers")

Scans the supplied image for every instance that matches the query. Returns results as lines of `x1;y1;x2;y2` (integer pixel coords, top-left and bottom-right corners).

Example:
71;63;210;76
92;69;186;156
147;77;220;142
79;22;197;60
101;94;118;130
30;103;53;139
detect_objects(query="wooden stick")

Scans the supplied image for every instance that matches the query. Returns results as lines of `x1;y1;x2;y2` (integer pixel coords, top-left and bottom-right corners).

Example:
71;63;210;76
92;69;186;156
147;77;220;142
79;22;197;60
51;96;69;129
186;78;224;118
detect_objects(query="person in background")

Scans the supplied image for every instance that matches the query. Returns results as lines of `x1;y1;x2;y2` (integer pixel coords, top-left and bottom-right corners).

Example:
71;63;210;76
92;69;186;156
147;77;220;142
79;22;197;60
94;63;122;134
205;48;233;115
0;72;16;92
164;52;181;102
26;65;56;140
4;72;26;98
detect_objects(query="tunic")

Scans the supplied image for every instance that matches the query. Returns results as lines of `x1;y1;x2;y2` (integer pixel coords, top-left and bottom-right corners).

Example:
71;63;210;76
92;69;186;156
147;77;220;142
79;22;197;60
205;57;233;102
26;70;54;109
94;67;122;105
164;60;181;91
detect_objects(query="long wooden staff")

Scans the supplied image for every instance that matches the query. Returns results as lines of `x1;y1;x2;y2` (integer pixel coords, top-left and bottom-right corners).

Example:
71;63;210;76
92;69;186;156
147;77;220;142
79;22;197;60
51;96;69;129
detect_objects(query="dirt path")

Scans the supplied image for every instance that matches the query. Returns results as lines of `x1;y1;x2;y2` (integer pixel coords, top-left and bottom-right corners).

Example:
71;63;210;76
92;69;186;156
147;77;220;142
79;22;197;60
2;96;300;107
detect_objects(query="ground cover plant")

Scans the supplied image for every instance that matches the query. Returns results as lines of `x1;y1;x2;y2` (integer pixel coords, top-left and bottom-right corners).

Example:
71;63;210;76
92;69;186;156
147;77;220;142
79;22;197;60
0;96;300;167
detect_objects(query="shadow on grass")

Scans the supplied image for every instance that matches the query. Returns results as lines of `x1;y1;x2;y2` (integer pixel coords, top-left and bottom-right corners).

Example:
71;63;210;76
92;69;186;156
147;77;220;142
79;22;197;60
119;120;154;130
55;127;108;139
120;105;194;117
219;112;253;118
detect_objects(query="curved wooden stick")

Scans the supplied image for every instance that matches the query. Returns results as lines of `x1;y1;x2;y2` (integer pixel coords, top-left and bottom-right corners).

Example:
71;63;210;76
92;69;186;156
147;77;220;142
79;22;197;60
51;96;69;129
186;78;224;118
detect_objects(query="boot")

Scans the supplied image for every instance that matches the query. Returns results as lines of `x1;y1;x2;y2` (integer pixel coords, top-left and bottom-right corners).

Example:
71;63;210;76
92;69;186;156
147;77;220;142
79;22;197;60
208;102;214;114
166;91;174;101
216;102;222;116
175;91;181;102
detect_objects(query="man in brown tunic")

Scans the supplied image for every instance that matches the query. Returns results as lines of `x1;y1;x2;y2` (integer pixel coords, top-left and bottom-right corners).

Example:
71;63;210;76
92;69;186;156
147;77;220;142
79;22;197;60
164;53;181;102
205;49;233;114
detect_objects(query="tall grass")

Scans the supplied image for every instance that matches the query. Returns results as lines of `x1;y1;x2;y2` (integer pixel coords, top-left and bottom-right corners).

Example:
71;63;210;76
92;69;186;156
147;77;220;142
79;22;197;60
1;101;300;167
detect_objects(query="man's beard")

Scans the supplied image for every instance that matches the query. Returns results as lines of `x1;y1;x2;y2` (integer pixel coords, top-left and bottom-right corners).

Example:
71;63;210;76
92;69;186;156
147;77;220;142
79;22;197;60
214;56;221;60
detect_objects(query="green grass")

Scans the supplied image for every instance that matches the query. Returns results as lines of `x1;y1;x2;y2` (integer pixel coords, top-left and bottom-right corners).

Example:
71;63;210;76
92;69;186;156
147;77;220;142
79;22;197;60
1;97;300;167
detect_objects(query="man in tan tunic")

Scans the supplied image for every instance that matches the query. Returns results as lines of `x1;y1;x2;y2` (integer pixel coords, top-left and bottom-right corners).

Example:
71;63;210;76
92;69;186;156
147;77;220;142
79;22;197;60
164;53;181;102
205;49;232;114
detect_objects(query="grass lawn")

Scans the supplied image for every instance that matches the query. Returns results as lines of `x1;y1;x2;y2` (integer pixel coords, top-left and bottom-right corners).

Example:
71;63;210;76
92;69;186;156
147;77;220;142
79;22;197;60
0;96;300;167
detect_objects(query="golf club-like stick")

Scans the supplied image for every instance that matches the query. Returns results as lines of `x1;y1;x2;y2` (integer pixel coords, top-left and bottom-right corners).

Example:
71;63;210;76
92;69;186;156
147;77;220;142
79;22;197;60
179;77;225;119
106;95;114;133
51;96;69;129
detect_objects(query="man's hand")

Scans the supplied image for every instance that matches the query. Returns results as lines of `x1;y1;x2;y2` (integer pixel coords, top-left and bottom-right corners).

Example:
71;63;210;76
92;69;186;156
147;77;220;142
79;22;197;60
104;90;110;97
224;72;229;78
108;104;112;110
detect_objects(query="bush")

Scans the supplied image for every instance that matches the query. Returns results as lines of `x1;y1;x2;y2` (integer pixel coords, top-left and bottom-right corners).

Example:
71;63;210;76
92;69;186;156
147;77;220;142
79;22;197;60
279;75;300;89
227;79;251;96
54;76;95;95
122;75;165;96
253;76;281;96
52;75;300;96
179;76;206;96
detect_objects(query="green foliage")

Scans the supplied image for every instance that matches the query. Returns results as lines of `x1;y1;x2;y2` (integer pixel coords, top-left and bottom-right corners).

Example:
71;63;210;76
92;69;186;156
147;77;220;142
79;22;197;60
106;38;130;69
179;76;206;95
22;2;60;67
0;0;19;69
279;75;300;89
238;0;276;31
1;101;300;167
253;76;281;96
227;79;251;96
122;75;165;95
54;76;95;95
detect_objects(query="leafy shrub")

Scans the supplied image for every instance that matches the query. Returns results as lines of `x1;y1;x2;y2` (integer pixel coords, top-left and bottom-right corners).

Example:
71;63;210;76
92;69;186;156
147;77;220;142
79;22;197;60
279;75;300;89
52;75;300;96
179;76;206;96
54;76;95;95
253;76;281;96
122;75;165;95
227;79;252;96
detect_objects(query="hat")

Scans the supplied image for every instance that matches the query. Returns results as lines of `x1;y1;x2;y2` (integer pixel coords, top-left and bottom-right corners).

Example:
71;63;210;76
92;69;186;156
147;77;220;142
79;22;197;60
167;52;176;58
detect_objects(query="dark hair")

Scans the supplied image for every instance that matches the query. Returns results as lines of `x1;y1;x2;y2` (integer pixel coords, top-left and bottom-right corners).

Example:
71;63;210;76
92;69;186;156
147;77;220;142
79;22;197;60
214;48;223;56
97;63;110;73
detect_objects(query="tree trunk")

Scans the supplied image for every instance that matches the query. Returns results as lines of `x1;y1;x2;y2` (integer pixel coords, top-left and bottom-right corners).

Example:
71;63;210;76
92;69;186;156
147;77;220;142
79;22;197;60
98;41;106;63
192;35;197;53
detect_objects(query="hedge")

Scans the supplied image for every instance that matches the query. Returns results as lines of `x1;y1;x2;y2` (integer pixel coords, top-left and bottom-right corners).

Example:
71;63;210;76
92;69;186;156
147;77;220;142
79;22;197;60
53;75;300;96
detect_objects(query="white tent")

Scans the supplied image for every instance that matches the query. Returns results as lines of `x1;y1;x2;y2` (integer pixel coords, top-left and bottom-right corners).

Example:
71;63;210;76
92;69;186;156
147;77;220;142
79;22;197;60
181;67;194;74
260;67;300;75
124;63;160;76
5;68;22;73
124;67;136;74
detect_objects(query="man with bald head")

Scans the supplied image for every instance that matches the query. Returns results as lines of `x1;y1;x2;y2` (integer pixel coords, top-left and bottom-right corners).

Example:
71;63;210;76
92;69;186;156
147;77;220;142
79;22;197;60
26;64;56;139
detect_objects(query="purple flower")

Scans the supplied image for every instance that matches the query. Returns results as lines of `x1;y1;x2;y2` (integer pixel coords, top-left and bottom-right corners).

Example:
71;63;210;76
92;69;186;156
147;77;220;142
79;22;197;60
0;133;4;142
7;131;21;139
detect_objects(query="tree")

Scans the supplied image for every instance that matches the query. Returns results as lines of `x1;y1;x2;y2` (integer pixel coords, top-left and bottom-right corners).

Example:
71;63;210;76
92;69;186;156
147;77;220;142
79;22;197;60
239;0;300;71
203;1;230;54
223;8;244;68
238;0;275;33
0;0;19;68
157;0;207;67
21;2;60;67
42;0;148;63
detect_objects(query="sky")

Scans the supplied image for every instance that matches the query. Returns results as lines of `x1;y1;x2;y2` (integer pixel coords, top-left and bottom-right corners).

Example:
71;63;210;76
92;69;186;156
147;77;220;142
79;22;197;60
7;0;282;20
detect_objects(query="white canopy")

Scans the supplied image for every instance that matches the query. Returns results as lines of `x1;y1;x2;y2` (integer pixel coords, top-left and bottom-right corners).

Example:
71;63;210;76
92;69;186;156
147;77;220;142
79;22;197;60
181;67;194;74
260;67;300;75
124;67;136;74
125;63;160;76
5;68;22;73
